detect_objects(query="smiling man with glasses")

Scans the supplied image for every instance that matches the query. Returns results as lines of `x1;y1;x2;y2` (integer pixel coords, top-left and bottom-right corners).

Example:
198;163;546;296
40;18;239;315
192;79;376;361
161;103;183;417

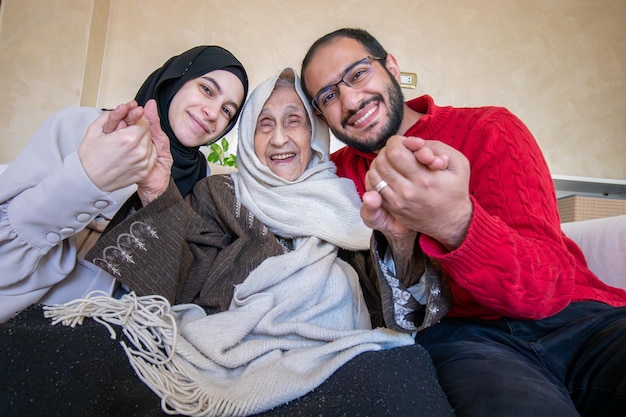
301;27;626;417
303;42;406;155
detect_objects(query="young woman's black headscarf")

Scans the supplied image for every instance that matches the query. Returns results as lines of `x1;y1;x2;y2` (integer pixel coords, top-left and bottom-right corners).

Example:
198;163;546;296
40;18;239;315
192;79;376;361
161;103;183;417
134;46;248;196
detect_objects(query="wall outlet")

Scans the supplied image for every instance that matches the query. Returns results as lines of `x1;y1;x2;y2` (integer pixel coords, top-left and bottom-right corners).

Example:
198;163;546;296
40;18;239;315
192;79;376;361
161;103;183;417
400;72;417;89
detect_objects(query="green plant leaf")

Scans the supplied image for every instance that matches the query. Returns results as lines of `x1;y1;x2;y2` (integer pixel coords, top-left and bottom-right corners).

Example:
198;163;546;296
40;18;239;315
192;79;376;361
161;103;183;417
224;154;237;167
207;153;220;163
210;143;223;155
206;136;236;167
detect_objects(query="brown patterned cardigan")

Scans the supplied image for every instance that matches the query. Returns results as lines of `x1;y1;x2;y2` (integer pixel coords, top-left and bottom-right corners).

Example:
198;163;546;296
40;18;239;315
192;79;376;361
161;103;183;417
87;174;451;332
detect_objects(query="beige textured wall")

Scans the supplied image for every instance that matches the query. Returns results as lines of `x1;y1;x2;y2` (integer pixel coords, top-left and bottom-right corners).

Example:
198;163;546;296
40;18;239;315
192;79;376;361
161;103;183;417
0;0;94;161
1;0;625;180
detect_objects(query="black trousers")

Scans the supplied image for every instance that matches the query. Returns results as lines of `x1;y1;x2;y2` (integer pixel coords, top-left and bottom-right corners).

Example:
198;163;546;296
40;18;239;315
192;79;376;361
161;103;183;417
416;301;626;417
1;305;455;417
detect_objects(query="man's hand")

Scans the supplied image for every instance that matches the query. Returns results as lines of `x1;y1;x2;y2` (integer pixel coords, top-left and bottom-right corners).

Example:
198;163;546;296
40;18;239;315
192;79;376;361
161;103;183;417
137;99;173;205
363;136;473;251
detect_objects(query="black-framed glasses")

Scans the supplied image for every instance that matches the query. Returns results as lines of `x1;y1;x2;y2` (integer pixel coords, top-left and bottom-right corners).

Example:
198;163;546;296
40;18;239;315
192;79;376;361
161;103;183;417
311;56;384;113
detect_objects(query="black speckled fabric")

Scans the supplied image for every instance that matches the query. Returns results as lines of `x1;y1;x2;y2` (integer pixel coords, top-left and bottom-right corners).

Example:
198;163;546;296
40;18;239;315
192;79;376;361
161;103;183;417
1;305;169;417
1;305;455;417
254;343;457;417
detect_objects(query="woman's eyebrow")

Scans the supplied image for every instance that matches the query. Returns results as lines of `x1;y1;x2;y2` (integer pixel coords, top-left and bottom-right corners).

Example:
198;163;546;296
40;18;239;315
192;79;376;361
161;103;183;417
283;104;307;114
201;76;239;111
200;76;222;94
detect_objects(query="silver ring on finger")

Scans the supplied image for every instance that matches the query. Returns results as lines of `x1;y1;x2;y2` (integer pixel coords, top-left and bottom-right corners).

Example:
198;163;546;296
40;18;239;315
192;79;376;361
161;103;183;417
375;180;389;193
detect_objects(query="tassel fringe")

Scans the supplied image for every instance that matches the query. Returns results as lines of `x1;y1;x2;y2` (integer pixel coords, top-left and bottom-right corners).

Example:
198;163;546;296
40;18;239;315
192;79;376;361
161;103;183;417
43;291;257;417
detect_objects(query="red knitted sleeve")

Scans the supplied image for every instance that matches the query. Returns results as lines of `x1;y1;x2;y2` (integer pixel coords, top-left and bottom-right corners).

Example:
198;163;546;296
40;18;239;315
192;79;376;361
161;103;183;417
420;108;589;319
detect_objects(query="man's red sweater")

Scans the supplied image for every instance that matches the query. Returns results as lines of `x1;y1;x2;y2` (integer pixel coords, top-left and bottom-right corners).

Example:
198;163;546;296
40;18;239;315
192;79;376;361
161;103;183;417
331;95;626;320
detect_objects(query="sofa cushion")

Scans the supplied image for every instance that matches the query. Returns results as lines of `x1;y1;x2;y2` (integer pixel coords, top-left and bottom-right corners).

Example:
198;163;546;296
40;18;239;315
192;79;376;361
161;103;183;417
562;214;626;290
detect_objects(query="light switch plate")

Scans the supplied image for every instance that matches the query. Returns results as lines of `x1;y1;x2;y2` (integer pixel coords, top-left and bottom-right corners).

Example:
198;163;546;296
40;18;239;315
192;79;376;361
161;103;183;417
400;72;417;89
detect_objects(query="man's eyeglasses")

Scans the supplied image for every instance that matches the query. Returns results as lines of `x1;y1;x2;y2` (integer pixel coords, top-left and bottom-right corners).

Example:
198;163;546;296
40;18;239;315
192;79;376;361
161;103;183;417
311;56;384;113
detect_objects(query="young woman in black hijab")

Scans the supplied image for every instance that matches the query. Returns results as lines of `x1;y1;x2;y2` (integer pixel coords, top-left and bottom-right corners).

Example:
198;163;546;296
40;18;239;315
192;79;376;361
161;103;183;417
0;45;249;323
134;45;249;195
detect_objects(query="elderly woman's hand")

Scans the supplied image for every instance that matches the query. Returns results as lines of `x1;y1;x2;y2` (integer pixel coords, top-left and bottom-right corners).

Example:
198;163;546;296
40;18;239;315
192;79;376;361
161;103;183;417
137;100;173;205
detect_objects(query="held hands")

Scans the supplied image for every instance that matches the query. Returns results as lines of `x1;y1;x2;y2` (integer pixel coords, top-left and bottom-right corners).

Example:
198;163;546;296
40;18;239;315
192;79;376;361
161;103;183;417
78;99;172;203
361;136;473;251
79;100;156;193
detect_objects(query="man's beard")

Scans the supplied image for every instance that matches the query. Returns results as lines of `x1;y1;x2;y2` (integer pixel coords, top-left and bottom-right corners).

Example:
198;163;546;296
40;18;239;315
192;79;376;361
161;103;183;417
331;73;404;154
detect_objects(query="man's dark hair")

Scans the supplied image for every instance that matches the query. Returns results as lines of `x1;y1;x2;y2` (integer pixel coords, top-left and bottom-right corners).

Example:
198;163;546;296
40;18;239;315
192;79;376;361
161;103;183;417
300;28;388;100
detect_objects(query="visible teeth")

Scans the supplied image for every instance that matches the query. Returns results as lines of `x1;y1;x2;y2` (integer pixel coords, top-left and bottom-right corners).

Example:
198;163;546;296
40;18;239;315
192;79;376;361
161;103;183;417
353;107;375;126
271;153;295;160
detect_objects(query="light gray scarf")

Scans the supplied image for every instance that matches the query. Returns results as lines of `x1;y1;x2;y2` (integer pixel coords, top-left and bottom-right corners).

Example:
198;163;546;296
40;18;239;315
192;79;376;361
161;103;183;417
232;68;370;249
45;68;414;417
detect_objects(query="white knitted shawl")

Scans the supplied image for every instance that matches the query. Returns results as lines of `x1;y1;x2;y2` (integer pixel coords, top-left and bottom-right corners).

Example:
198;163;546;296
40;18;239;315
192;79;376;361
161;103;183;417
45;68;414;417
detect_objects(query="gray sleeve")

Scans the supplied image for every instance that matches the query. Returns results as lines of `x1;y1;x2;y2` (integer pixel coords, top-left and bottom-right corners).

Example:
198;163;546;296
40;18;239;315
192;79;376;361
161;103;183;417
0;107;135;321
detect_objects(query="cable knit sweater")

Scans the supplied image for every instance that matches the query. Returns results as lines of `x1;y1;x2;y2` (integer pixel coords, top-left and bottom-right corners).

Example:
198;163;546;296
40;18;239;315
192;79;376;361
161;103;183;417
331;94;626;321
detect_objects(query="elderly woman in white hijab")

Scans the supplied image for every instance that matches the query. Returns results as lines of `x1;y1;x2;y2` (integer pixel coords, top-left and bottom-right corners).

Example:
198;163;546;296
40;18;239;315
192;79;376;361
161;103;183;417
42;68;454;417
